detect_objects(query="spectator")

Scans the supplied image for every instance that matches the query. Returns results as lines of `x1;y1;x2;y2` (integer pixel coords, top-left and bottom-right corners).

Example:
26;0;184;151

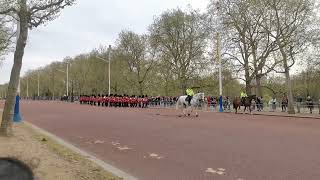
207;96;212;109
212;97;217;111
269;97;277;112
306;95;313;114
256;96;262;111
260;96;264;111
251;98;256;112
296;94;303;113
226;96;231;110
281;94;288;112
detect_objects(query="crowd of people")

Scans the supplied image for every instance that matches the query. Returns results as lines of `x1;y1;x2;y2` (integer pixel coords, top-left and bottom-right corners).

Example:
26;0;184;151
78;91;319;114
206;96;232;111
268;94;318;114
79;94;181;108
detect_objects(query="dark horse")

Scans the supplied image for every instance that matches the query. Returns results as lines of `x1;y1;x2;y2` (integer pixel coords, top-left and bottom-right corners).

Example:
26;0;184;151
233;95;256;114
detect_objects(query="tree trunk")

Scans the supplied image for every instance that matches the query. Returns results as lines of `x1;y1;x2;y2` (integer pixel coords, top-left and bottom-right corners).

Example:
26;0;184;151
256;75;262;97
0;2;28;136
284;61;295;114
245;80;251;95
280;46;295;114
244;60;251;95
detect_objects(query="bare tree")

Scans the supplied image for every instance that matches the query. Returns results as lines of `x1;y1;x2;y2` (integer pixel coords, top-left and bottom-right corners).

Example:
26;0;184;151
0;17;13;63
212;0;281;95
149;9;209;94
264;0;318;114
116;30;155;95
0;0;75;136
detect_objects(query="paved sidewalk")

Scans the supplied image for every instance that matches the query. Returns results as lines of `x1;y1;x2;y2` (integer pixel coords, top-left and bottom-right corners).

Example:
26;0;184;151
253;111;320;119
150;106;320;119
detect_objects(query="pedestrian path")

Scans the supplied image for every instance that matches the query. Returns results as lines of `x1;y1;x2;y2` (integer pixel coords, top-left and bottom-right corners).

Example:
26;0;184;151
151;106;320;119
253;111;320;119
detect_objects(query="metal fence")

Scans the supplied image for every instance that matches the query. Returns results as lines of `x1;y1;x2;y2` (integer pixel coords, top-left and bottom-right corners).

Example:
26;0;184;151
151;99;320;115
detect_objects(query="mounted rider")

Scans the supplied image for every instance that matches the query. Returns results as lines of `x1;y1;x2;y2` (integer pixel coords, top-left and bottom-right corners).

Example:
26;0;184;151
240;90;248;105
186;87;194;106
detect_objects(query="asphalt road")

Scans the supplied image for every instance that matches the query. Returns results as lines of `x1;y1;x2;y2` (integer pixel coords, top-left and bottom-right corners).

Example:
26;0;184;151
21;101;320;180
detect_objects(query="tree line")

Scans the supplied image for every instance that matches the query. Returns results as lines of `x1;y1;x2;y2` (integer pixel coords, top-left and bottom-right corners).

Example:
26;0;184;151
17;1;320;110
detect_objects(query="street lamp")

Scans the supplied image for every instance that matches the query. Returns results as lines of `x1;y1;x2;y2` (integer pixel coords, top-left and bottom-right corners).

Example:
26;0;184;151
96;45;112;96
56;63;69;97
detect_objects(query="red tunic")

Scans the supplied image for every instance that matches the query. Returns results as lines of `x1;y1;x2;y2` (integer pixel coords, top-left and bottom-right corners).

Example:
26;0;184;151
207;96;211;106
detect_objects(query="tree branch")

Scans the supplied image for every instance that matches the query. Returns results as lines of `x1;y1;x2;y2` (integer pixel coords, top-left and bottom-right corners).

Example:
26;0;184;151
30;0;66;13
0;8;17;15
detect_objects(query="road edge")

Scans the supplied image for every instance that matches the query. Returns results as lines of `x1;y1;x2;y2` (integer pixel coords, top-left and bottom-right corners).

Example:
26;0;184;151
24;121;139;180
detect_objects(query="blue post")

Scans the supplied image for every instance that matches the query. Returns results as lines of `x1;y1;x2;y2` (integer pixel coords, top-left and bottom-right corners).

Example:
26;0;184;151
219;95;224;112
13;95;22;122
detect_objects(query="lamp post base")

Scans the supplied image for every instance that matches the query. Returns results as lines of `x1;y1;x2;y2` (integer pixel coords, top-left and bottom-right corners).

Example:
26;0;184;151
219;95;224;112
13;95;22;122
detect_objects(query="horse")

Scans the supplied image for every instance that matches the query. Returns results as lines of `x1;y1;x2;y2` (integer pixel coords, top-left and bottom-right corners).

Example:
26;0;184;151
233;96;241;114
176;93;205;117
233;95;256;114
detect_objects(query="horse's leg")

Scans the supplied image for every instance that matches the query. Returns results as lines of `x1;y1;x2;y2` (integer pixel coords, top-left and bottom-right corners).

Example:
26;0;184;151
235;105;238;114
195;107;199;117
179;107;183;117
187;106;192;116
176;100;183;117
182;107;187;116
178;106;182;117
178;105;182;117
182;105;186;117
191;106;195;116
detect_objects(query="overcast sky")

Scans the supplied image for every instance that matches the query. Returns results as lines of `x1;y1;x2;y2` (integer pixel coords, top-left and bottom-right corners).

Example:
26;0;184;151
0;0;210;84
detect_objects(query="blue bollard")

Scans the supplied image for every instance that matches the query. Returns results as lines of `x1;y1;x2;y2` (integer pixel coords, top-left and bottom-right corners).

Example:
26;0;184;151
13;95;22;122
219;95;224;112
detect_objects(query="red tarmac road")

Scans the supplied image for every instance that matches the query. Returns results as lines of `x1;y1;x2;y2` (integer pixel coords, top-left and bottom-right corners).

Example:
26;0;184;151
21;101;320;180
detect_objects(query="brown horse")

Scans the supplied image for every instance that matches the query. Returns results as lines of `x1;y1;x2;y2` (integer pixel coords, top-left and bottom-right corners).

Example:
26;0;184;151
233;95;256;114
233;96;241;114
